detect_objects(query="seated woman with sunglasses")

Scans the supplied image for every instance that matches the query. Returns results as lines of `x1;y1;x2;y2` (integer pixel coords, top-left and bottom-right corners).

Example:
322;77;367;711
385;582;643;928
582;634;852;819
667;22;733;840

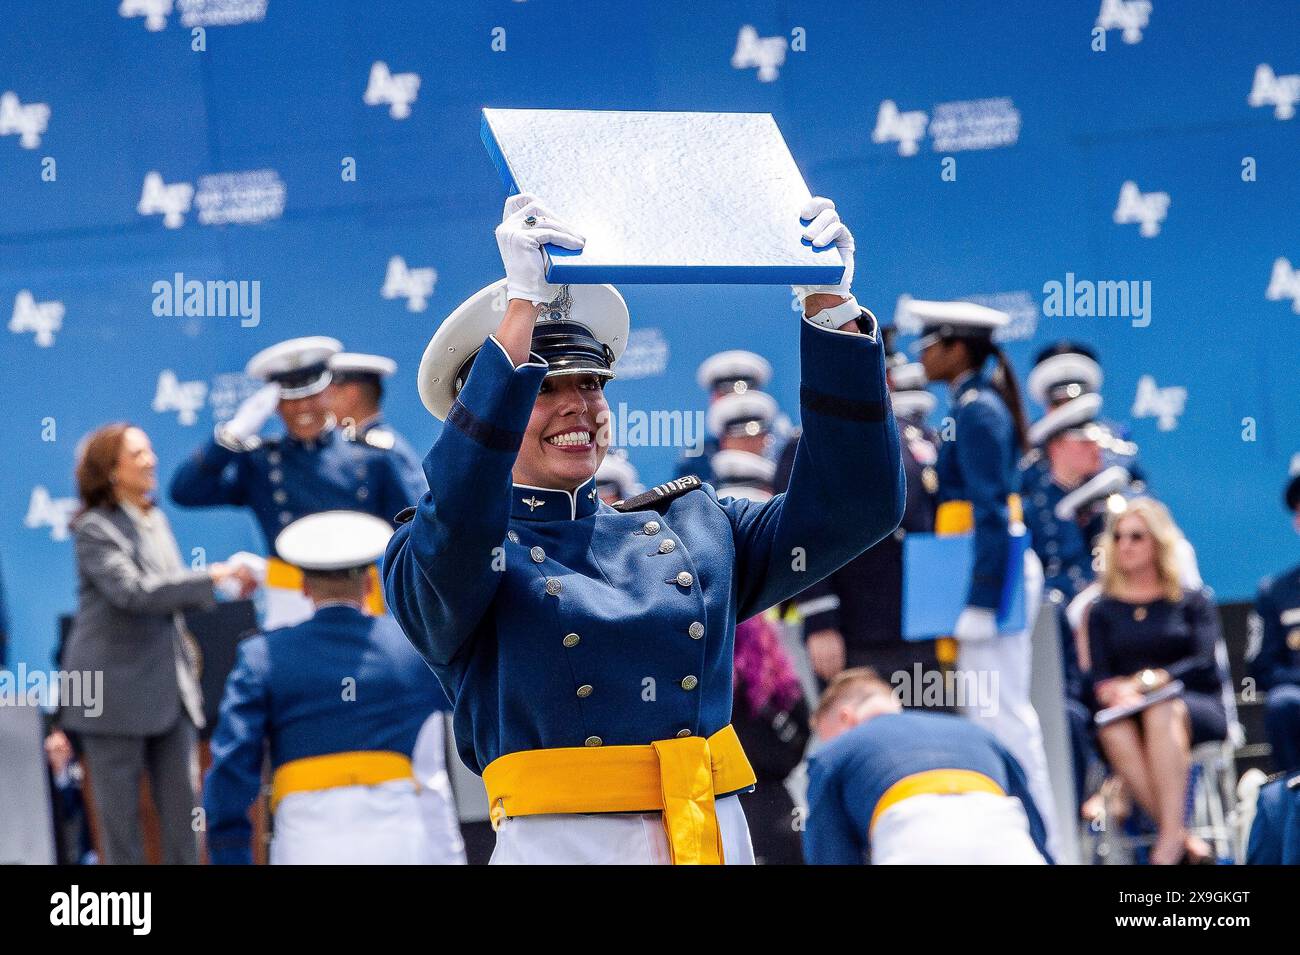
1084;497;1228;864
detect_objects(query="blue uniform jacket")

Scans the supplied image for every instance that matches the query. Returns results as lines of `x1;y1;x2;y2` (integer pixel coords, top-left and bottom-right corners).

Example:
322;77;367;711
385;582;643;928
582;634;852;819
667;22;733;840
1251;564;1300;692
383;316;904;776
1021;461;1094;601
203;605;449;864
937;371;1019;610
1246;773;1300;864
803;711;1052;864
169;426;418;554
354;415;430;504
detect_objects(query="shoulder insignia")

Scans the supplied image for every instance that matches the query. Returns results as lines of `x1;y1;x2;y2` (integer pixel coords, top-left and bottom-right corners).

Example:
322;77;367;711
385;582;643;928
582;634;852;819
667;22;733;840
364;428;396;451
612;475;703;512
959;388;979;408
394;506;416;525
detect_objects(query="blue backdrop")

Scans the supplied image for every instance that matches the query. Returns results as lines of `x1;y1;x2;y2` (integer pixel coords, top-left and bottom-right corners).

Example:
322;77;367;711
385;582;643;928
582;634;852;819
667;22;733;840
3;0;1298;672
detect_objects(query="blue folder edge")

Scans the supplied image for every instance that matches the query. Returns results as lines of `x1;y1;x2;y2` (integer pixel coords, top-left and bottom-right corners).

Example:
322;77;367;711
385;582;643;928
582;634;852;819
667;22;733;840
902;531;1029;641
480;109;845;286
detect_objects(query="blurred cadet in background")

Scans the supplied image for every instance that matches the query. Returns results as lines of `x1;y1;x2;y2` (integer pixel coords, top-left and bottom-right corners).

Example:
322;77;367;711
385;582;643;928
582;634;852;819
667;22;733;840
1249;456;1300;774
790;327;940;691
204;511;461;865
170;337;419;628
674;350;773;481
594;449;642;505
804;668;1051;864
328;352;428;503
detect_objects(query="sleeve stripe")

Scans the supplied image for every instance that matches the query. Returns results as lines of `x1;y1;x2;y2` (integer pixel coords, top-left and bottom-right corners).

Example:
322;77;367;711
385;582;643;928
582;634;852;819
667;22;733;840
446;399;525;452
800;384;885;423
797;595;841;616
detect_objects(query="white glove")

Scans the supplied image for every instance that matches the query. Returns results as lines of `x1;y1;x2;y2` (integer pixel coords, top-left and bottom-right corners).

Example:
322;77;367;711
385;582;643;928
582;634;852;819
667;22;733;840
226;551;267;583
220;384;281;448
791;196;856;308
494;193;585;305
954;606;998;643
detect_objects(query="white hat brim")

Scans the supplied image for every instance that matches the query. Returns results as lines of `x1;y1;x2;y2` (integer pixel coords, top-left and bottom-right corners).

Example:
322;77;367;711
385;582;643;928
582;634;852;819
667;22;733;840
418;279;629;420
1028;352;1103;407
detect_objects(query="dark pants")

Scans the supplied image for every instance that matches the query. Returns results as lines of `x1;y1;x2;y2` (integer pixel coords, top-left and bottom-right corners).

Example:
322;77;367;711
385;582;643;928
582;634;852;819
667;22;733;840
79;716;200;865
1264;684;1300;773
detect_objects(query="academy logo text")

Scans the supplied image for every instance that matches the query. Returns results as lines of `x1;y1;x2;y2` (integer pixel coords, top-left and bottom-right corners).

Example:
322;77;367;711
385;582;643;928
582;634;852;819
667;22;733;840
50;885;151;935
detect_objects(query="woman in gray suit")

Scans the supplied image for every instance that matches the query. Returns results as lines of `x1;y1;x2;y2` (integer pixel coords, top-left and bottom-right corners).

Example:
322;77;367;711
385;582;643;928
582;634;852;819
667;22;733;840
62;423;253;864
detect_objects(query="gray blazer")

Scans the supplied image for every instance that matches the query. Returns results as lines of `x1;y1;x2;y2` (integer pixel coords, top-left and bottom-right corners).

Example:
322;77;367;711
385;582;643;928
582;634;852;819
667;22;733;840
61;505;214;737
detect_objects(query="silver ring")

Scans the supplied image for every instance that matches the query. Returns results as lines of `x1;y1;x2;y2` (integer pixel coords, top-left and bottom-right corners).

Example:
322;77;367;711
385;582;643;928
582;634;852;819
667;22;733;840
524;215;537;227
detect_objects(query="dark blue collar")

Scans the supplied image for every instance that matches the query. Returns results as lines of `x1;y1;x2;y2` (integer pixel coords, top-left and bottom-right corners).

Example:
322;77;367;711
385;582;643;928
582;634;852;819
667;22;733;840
511;477;600;522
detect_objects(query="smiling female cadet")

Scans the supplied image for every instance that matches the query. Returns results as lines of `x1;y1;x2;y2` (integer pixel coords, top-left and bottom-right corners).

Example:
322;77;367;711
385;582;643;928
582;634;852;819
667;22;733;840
383;193;904;864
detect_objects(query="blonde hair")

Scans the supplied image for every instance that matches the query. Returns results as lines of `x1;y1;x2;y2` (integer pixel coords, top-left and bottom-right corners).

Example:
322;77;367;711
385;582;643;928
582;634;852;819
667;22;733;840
813;667;893;724
1098;496;1184;603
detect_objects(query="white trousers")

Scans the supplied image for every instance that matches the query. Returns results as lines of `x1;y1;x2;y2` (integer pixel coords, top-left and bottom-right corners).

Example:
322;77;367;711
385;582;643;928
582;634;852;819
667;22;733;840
270;716;466;865
957;548;1063;861
489;793;755;865
272;780;455;864
872;792;1048;864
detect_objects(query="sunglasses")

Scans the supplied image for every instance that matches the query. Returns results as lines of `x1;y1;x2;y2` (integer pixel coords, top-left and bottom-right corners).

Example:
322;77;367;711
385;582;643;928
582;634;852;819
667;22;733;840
1113;530;1149;543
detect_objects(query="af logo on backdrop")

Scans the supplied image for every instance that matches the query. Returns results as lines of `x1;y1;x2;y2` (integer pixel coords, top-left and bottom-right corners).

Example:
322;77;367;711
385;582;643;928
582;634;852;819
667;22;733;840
138;172;194;229
731;26;787;83
1132;375;1186;431
873;97;1020;156
364;62;421;119
153;371;209;426
1113;181;1169;238
1249;64;1300;120
25;487;79;542
0;91;50;150
1266;258;1300;313
381;256;436;312
1095;0;1152;45
9;291;65;347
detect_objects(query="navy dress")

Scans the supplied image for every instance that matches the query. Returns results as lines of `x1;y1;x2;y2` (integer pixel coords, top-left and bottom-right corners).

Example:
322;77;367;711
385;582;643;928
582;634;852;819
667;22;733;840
1086;588;1228;745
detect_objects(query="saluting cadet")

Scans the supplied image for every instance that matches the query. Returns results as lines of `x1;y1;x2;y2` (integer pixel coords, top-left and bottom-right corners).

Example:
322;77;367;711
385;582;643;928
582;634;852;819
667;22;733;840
1248;456;1300;773
204;511;463;865
383;192;903;864
913;299;1062;859
170;337;419;627
327;351;428;502
673;351;774;481
803;669;1051;864
593;449;642;505
1245;771;1300;864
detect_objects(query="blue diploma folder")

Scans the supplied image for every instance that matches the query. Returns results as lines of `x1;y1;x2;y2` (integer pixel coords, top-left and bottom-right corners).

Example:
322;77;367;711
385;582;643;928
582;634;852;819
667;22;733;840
481;108;845;286
902;532;1028;640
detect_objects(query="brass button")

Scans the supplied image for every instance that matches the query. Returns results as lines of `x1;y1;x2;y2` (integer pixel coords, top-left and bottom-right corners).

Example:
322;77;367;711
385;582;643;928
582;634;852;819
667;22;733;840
643;520;660;536
680;675;698;691
584;736;603;747
563;633;580;648
530;546;546;563
576;684;593;698
675;571;693;588
545;578;562;596
688;621;704;640
658;539;676;554
675;728;692;738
